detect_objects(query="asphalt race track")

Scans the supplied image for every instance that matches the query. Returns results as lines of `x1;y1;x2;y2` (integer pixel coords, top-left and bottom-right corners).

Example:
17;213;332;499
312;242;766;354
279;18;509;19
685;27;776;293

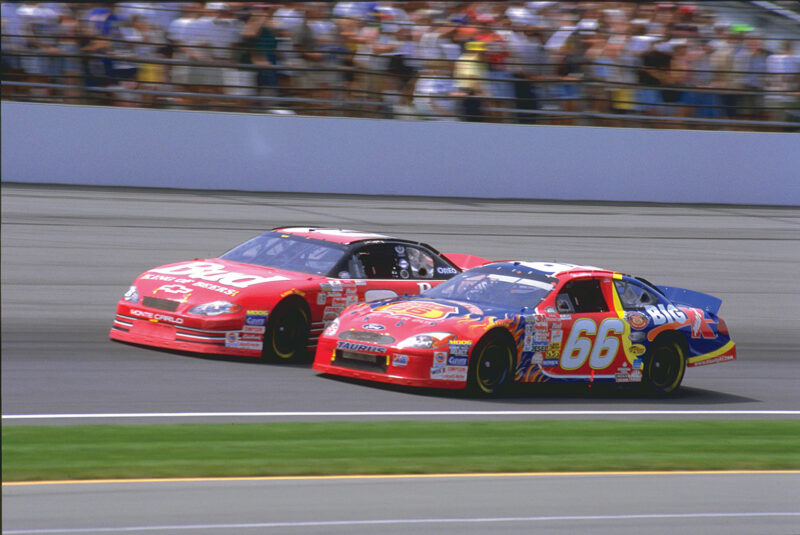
2;184;799;535
2;184;799;420
4;472;800;535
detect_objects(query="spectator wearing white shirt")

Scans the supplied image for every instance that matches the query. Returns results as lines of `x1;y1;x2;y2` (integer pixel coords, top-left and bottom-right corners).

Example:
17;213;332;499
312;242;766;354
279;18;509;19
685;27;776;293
766;40;799;123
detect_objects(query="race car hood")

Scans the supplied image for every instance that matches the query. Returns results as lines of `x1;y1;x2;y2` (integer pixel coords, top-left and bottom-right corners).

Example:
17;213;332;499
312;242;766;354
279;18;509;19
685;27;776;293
131;258;321;304
337;296;511;343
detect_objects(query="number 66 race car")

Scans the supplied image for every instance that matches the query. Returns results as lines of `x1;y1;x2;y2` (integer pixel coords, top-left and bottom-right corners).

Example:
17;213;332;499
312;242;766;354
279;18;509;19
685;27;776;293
110;227;487;362
313;261;736;395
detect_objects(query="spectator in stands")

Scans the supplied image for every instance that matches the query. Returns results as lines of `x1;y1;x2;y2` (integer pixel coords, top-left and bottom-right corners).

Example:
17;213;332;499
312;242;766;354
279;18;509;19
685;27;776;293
16;2;61;100
734;36;769;121
167;4;203;106
241;5;280;110
413;59;458;120
638;38;671;118
2;0;796;131
454;40;489;122
204;3;245;108
766;40;799;123
708;26;737;120
57;12;82;103
131;15;169;108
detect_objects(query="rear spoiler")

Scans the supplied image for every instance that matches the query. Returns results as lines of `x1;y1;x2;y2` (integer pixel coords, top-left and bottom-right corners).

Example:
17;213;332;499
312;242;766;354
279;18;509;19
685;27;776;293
442;253;491;271
656;286;722;315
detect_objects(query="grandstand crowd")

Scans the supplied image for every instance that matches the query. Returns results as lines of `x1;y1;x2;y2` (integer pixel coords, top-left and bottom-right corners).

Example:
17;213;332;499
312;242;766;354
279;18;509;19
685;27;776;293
2;2;799;128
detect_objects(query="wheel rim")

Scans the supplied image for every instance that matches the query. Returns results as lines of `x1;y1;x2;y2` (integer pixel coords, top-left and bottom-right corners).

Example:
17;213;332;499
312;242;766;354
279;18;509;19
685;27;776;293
272;309;306;359
648;343;683;390
476;343;510;393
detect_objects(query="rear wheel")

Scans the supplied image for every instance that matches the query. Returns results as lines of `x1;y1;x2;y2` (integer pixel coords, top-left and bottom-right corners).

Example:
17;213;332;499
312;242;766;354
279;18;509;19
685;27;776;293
467;332;515;397
642;336;686;394
261;299;310;363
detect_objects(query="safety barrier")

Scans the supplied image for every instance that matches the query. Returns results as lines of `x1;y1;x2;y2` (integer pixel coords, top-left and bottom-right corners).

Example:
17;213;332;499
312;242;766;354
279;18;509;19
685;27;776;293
2;101;799;206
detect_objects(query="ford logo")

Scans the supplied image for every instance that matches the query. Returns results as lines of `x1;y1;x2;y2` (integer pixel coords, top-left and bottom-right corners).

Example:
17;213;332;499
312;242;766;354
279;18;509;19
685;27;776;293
362;323;385;331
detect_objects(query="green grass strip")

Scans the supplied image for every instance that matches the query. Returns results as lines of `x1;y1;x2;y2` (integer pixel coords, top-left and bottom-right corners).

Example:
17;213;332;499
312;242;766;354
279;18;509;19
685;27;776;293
4;420;800;482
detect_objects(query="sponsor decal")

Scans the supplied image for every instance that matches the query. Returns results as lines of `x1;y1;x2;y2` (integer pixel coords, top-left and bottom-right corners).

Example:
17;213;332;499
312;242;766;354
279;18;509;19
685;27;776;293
225;332;239;345
151;262;290;288
436;266;458;275
532;352;544;364
392;354;409;368
692;354;735;367
362;323;385;331
317;293;327;305
141;273;175;282
433;351;448;367
240;332;263;341
545;342;561;360
153;284;192;295
447;355;468;367
130;309;184;324
644;304;687;326
541;359;559;367
550;329;563;343
398;259;409;269
246;310;269;316
242;325;266;334
416;282;432;292
245;315;267;326
533;330;549;342
238;341;263;350
646;305;717;340
629;344;646;356
633;358;643;370
374;300;459;321
395;245;405;255
629;331;647;342
448;340;472;357
627;311;649;330
336;341;387;354
431;366;468;381
399;269;410;279
191;281;239;296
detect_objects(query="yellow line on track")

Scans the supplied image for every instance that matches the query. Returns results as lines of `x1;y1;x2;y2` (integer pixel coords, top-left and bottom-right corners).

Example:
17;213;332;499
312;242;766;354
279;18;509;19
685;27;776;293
5;470;800;486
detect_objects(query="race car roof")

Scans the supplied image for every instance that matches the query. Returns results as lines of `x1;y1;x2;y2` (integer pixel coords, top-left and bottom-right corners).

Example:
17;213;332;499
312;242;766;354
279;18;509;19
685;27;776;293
487;261;614;278
272;227;393;245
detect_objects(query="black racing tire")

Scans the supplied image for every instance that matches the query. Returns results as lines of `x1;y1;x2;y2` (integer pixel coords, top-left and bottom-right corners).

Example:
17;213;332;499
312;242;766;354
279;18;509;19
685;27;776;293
466;331;515;397
261;299;310;363
642;335;687;395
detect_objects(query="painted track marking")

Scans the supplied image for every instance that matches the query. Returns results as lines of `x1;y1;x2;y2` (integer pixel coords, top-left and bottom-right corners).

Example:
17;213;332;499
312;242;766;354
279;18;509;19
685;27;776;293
4;409;800;420
4;512;800;533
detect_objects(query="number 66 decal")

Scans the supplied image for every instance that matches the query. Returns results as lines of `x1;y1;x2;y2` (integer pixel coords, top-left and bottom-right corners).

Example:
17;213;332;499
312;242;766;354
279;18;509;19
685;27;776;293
560;318;625;370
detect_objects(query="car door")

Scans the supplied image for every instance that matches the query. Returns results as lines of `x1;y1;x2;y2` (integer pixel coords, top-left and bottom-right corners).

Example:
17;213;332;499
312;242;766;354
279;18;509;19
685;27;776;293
546;277;628;380
317;242;449;324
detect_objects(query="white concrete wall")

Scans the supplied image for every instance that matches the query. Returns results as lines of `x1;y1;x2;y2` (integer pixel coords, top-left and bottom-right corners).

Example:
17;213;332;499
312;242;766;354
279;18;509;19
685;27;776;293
2;101;798;205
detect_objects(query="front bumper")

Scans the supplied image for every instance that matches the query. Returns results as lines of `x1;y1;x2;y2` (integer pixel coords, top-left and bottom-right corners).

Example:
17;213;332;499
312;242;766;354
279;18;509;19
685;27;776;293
109;303;262;357
312;338;468;389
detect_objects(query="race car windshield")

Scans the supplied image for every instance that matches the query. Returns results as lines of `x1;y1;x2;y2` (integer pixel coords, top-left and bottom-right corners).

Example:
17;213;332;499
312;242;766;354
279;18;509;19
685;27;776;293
220;233;347;275
426;265;556;309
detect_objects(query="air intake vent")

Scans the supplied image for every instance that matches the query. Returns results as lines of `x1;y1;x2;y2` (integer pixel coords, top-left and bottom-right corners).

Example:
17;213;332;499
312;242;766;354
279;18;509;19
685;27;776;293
339;330;396;345
142;297;181;311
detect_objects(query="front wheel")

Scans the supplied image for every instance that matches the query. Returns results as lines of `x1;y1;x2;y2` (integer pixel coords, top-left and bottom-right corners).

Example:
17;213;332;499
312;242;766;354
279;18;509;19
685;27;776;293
642;337;686;395
467;332;515;397
261;300;310;363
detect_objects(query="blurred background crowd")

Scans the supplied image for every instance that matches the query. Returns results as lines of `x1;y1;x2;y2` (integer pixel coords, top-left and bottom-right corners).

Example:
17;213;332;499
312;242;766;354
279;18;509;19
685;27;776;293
2;1;799;130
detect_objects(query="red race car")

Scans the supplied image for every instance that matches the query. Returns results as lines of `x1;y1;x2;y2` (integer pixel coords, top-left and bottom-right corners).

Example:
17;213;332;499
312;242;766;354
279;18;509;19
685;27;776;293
110;227;487;361
313;261;736;395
